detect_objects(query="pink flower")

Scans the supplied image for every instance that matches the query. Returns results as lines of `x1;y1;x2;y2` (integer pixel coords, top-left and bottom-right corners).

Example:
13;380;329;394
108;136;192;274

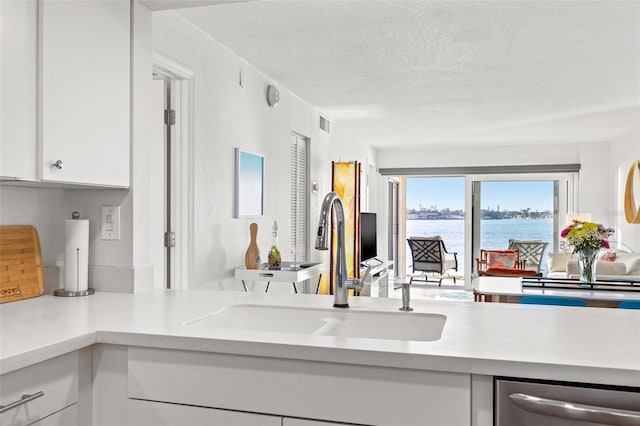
602;240;610;249
560;227;571;238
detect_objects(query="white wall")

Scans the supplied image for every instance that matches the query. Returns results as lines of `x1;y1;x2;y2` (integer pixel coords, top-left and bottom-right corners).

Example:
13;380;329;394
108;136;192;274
375;135;640;253
152;11;374;291
0;186;66;292
376;142;580;169
0;186;65;265
609;125;640;252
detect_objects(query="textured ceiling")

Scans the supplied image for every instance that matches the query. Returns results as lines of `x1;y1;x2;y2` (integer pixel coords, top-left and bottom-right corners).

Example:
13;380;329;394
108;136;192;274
174;1;640;148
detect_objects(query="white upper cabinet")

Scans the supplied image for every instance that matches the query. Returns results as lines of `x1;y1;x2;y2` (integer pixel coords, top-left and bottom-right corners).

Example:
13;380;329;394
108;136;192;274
39;0;130;187
0;0;38;180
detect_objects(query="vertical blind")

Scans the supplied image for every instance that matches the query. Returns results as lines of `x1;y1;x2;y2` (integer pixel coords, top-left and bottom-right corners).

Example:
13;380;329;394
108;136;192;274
290;133;308;263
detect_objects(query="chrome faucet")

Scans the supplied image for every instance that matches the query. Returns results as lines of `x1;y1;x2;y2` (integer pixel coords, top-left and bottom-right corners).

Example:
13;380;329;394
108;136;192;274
316;192;370;308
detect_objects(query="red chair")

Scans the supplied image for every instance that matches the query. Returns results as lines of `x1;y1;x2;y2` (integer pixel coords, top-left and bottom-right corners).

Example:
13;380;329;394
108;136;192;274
476;249;539;277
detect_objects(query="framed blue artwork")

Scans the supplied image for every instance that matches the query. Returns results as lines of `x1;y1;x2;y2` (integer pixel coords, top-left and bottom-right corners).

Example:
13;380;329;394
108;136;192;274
235;148;265;218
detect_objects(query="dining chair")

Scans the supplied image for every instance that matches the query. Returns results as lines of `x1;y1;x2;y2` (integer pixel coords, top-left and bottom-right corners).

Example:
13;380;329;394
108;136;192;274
519;296;587;307
476;249;539;277
407;236;458;286
507;240;549;273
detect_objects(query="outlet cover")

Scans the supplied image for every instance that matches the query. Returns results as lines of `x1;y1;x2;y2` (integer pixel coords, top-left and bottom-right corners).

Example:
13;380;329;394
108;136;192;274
101;205;121;240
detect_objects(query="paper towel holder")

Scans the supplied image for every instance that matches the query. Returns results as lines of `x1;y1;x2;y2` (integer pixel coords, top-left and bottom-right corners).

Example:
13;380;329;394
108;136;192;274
54;288;95;297
54;211;95;297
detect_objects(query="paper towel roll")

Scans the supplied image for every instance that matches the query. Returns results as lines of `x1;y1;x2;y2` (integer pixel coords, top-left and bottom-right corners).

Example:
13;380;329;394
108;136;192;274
65;219;89;292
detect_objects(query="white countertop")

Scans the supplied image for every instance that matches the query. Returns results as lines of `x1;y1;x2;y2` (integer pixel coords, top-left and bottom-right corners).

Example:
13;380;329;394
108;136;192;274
1;289;639;387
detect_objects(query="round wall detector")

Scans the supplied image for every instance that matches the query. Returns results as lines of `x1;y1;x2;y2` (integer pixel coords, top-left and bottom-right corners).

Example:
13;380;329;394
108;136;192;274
267;85;280;107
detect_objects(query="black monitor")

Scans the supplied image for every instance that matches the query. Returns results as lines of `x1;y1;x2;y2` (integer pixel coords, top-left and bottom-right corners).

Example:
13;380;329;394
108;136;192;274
360;212;377;262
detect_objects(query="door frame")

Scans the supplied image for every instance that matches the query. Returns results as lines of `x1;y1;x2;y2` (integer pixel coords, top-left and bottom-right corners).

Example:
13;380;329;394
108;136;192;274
152;52;194;290
387;178;399;279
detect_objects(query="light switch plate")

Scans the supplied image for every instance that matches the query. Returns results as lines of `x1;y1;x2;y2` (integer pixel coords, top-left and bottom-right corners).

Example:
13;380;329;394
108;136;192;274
101;205;121;240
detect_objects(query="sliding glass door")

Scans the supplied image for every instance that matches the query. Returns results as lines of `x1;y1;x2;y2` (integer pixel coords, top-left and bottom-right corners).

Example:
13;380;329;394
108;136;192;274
391;168;577;289
471;179;562;275
406;177;466;277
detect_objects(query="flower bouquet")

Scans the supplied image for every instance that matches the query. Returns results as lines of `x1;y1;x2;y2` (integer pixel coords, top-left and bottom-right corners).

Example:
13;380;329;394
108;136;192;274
560;220;614;283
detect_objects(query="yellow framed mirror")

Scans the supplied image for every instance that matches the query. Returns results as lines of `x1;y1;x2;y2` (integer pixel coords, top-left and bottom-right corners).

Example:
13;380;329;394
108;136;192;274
624;160;640;224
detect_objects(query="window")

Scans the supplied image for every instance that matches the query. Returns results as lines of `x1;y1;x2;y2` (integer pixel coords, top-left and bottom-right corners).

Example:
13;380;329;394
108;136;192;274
471;180;556;273
405;177;465;276
290;133;309;263
379;165;578;287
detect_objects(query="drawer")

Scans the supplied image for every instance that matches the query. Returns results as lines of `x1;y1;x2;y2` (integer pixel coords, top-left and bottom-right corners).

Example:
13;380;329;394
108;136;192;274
30;403;77;426
129;347;471;426
129;399;281;426
0;352;78;426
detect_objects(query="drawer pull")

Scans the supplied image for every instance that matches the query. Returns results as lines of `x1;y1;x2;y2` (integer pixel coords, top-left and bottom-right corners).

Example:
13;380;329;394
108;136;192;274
0;391;45;414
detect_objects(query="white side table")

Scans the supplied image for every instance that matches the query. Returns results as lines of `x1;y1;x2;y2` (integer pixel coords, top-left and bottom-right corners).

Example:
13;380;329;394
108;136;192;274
234;262;325;293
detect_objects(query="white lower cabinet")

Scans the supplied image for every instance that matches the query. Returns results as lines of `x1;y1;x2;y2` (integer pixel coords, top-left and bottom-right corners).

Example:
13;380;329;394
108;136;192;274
128;347;471;426
128;399;363;426
0;351;78;426
30;404;78;426
128;399;280;426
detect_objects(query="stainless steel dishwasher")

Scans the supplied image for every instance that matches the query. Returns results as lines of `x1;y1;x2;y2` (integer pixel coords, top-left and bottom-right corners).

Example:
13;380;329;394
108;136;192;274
495;377;640;425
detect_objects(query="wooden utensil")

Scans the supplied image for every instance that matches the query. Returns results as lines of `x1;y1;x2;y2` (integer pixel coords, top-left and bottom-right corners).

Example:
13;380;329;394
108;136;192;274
0;225;45;303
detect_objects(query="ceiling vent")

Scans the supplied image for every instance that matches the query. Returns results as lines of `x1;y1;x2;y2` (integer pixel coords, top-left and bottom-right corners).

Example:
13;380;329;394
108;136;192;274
319;115;330;133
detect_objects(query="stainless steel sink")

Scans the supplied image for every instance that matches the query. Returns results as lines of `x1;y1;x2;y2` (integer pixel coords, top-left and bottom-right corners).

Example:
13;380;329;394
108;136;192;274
185;304;446;342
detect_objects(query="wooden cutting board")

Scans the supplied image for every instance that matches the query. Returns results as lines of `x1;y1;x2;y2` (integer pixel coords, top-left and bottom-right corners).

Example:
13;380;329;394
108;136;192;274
0;225;44;303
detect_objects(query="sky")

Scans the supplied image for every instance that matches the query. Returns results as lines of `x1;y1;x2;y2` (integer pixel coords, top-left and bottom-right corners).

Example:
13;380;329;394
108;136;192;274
406;177;554;212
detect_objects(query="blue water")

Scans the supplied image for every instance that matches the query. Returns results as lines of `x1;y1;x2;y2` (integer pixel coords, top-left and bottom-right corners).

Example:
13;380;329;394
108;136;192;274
406;218;554;274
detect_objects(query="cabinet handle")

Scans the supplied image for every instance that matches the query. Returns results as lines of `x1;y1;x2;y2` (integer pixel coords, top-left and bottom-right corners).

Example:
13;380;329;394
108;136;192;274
53;160;64;170
509;392;640;425
0;391;45;414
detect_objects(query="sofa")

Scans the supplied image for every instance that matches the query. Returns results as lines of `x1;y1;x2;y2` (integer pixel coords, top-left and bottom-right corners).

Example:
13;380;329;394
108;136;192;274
546;250;640;281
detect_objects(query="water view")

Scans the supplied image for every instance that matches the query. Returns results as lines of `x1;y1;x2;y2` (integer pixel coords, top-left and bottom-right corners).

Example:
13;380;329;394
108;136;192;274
406;218;554;275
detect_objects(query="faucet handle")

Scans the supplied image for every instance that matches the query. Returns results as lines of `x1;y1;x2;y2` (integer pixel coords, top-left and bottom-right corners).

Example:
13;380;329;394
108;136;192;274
344;265;372;293
345;277;365;292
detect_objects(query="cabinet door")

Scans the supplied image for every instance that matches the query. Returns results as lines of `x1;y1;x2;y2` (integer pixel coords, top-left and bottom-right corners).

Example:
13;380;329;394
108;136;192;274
129;347;471;426
39;0;130;187
31;403;78;426
0;0;37;180
0;352;78;426
128;399;281;426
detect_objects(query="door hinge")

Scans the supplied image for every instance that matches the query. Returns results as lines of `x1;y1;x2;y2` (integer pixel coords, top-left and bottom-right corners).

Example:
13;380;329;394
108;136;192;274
164;109;176;125
164;231;176;247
